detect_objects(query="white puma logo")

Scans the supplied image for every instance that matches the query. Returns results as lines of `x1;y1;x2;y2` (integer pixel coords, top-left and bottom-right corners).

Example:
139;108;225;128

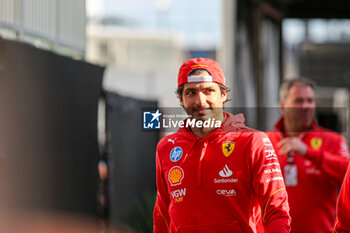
168;137;177;144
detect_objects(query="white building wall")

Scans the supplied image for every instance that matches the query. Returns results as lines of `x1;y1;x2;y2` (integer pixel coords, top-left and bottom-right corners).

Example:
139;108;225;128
86;23;186;106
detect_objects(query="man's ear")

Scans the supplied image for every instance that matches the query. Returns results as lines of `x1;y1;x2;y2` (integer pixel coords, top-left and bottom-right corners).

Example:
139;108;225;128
221;91;227;102
280;101;284;109
179;94;184;107
280;101;285;113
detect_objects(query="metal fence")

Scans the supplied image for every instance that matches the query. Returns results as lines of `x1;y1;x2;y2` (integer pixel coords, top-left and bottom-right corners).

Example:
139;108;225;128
0;0;85;55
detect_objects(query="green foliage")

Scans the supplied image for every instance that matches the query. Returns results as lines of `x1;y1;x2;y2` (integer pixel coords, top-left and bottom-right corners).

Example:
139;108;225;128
124;191;157;233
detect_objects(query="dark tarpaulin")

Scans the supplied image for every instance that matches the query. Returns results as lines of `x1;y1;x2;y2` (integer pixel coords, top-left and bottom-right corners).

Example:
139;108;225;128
106;92;158;224
0;38;103;216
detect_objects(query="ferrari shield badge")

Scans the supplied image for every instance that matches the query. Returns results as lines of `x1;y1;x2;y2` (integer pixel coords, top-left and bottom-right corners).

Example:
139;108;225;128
310;138;322;150
222;141;235;157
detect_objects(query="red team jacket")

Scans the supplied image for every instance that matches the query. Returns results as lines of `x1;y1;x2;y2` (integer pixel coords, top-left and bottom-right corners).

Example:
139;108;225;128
153;113;291;233
335;163;350;233
267;118;350;233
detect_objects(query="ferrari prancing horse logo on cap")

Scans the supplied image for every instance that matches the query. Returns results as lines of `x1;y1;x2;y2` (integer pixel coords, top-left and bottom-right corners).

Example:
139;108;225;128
310;138;322;150
222;141;235;157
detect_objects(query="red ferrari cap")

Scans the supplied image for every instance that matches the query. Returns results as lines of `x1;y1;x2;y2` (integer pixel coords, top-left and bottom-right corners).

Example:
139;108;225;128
177;57;226;87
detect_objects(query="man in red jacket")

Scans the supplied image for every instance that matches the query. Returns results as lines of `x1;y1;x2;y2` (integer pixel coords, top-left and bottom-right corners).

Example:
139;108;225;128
266;78;350;233
153;57;291;233
335;163;350;232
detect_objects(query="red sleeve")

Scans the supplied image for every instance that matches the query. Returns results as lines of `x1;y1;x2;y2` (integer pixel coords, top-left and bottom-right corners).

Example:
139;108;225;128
306;135;350;186
335;163;350;233
153;146;171;233
251;132;291;233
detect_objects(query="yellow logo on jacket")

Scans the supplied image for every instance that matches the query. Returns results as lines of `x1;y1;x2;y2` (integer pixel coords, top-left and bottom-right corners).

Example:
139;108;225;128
168;166;184;186
310;138;322;150
222;141;235;157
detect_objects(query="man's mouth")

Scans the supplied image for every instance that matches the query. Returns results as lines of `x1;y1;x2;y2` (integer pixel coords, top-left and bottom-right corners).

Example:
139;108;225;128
192;108;210;116
196;109;207;116
298;109;313;116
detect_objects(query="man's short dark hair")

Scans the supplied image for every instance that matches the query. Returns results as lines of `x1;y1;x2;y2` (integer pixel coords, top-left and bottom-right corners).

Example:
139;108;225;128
279;77;315;102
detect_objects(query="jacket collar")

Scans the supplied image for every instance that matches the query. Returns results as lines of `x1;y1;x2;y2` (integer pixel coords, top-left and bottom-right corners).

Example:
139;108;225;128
273;117;318;137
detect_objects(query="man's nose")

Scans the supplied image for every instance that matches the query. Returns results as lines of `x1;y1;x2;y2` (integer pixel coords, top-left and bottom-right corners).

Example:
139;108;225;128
194;92;206;106
302;101;313;109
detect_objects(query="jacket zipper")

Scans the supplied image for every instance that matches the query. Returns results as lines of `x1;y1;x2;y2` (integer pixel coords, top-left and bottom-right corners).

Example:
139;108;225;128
197;139;208;187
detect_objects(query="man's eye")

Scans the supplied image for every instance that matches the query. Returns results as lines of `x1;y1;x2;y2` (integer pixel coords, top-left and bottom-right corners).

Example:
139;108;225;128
205;89;215;94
